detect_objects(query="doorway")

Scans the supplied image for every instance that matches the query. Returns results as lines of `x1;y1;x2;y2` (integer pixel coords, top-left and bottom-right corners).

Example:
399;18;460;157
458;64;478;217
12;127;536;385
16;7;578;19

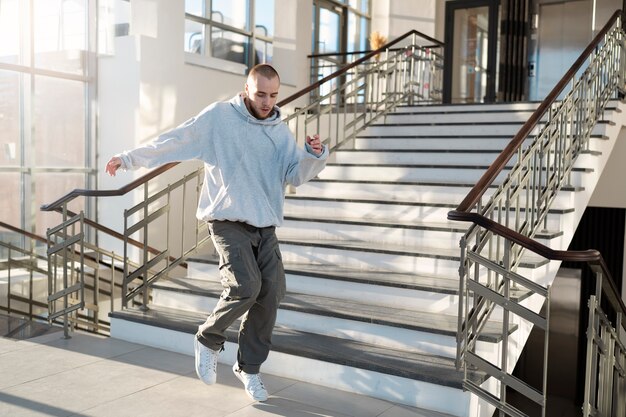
443;0;499;103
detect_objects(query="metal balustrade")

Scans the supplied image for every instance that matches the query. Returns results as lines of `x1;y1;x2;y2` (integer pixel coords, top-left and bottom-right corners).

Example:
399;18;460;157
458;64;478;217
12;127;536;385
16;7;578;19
449;11;626;417
35;29;443;338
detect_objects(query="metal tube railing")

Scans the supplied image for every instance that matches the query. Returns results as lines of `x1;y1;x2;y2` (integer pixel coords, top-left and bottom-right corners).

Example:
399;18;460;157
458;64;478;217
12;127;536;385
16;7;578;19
448;10;626;417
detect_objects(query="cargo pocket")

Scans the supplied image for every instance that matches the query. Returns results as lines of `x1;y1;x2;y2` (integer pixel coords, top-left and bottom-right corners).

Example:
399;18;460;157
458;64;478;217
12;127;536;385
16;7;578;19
218;245;255;300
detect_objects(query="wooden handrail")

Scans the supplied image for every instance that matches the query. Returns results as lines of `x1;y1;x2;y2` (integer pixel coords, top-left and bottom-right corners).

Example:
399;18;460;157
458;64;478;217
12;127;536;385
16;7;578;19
448;210;626;315
0;221;47;244
455;10;624;213
41;162;178;212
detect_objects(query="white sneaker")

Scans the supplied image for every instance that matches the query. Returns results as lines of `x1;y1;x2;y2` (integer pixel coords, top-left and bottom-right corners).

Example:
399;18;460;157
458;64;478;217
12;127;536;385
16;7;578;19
233;363;268;402
194;338;218;385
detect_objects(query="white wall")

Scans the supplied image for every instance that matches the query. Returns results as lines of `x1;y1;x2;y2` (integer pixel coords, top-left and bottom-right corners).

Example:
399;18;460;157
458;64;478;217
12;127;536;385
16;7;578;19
96;0;314;253
372;0;440;44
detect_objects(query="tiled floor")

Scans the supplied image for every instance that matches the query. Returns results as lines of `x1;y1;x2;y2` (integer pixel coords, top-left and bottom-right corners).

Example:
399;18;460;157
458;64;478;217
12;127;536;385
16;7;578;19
0;322;452;417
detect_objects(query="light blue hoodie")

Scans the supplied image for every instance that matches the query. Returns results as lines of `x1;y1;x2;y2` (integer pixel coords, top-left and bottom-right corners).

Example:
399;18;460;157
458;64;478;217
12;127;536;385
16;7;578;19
117;93;328;227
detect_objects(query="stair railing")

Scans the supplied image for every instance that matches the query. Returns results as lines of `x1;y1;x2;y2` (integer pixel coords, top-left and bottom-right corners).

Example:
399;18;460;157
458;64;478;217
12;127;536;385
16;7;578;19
0;222;49;321
41;164;210;336
39;29;444;336
280;30;443;152
448;10;626;417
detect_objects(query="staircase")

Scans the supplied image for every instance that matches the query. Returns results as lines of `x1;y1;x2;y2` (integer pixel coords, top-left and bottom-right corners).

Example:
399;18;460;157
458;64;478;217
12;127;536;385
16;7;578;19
108;100;624;417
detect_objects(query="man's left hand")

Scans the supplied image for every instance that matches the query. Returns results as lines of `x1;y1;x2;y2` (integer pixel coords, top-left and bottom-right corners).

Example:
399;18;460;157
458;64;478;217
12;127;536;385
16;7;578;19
306;134;323;156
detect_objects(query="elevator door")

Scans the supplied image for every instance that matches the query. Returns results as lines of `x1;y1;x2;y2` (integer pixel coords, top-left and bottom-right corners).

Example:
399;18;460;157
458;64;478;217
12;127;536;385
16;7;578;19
444;0;499;103
531;1;591;100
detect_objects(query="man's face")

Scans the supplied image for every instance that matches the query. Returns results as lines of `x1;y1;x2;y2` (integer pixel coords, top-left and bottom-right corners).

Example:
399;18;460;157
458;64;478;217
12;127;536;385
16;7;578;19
245;74;280;119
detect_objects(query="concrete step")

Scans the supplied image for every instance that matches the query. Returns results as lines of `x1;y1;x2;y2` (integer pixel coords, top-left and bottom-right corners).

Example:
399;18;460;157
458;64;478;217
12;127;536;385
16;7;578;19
279;216;563;250
383;109;541;124
293;179;582;205
283;195;574;230
332;149;509;166
277;236;549;276
363;122;532;137
353;135;535;150
148;278;485;353
109;306;477;415
396;102;541;113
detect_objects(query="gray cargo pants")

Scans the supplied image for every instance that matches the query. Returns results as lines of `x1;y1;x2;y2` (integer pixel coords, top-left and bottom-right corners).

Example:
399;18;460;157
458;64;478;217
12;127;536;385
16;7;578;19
196;220;286;374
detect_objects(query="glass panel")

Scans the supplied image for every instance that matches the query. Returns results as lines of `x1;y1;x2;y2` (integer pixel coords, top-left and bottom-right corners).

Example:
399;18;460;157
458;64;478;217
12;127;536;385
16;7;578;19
185;0;204;17
0;0;21;65
99;0;131;55
318;8;341;53
212;0;249;30
348;0;368;14
254;39;273;64
211;29;248;65
347;12;368;53
0;71;21;167
34;0;87;75
34;173;84;235
254;0;274;37
452;6;489;103
185;19;204;54
33;76;85;167
0;173;21;228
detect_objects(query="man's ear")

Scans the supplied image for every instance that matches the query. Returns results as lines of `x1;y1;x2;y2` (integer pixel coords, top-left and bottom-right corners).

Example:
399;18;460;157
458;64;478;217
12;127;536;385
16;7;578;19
244;82;249;98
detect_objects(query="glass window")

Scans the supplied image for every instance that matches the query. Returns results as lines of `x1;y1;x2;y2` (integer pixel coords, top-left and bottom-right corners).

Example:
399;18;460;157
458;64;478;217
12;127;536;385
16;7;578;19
34;0;87;75
0;173;21;227
0;0;94;238
34;173;85;234
0;71;21;167
254;39;273;64
0;0;21;65
211;0;249;30
98;0;131;55
254;0;274;37
319;8;341;53
33;75;85;167
185;0;204;17
211;30;248;65
185;19;205;54
348;0;368;14
185;0;273;69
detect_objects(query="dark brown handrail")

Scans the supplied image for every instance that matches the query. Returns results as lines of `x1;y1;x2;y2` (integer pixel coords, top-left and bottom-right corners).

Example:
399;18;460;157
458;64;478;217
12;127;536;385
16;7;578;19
41;162;178;212
454;9;624;213
0;221;47;244
449;10;626;317
42;29;443;213
448;211;626;316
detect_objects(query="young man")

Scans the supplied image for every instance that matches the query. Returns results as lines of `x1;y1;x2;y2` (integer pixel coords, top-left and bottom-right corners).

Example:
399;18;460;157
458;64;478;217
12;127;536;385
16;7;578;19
105;64;328;401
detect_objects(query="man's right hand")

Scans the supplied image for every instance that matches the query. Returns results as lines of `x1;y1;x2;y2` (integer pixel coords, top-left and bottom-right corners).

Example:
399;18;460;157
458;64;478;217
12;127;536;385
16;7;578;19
105;157;122;176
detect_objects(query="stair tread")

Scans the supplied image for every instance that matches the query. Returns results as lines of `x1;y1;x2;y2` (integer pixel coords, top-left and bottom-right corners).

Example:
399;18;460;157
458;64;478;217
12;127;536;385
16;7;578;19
281;216;564;239
109;305;486;387
304;178;583;192
285;194;576;213
283;216;465;231
187;257;534;302
154;277;493;336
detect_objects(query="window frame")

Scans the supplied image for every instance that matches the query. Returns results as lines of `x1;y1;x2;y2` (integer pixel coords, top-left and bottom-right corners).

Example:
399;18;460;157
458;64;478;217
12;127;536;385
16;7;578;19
184;0;274;73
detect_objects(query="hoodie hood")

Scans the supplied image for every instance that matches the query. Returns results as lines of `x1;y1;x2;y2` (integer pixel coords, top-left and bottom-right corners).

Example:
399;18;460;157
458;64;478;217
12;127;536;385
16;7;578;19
230;93;282;126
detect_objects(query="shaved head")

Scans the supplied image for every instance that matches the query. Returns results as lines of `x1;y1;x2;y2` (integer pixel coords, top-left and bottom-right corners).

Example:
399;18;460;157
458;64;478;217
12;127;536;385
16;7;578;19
247;64;280;84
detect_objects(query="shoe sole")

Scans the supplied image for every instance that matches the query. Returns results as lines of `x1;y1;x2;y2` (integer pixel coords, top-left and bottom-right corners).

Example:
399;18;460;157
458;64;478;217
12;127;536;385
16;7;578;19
232;363;268;402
